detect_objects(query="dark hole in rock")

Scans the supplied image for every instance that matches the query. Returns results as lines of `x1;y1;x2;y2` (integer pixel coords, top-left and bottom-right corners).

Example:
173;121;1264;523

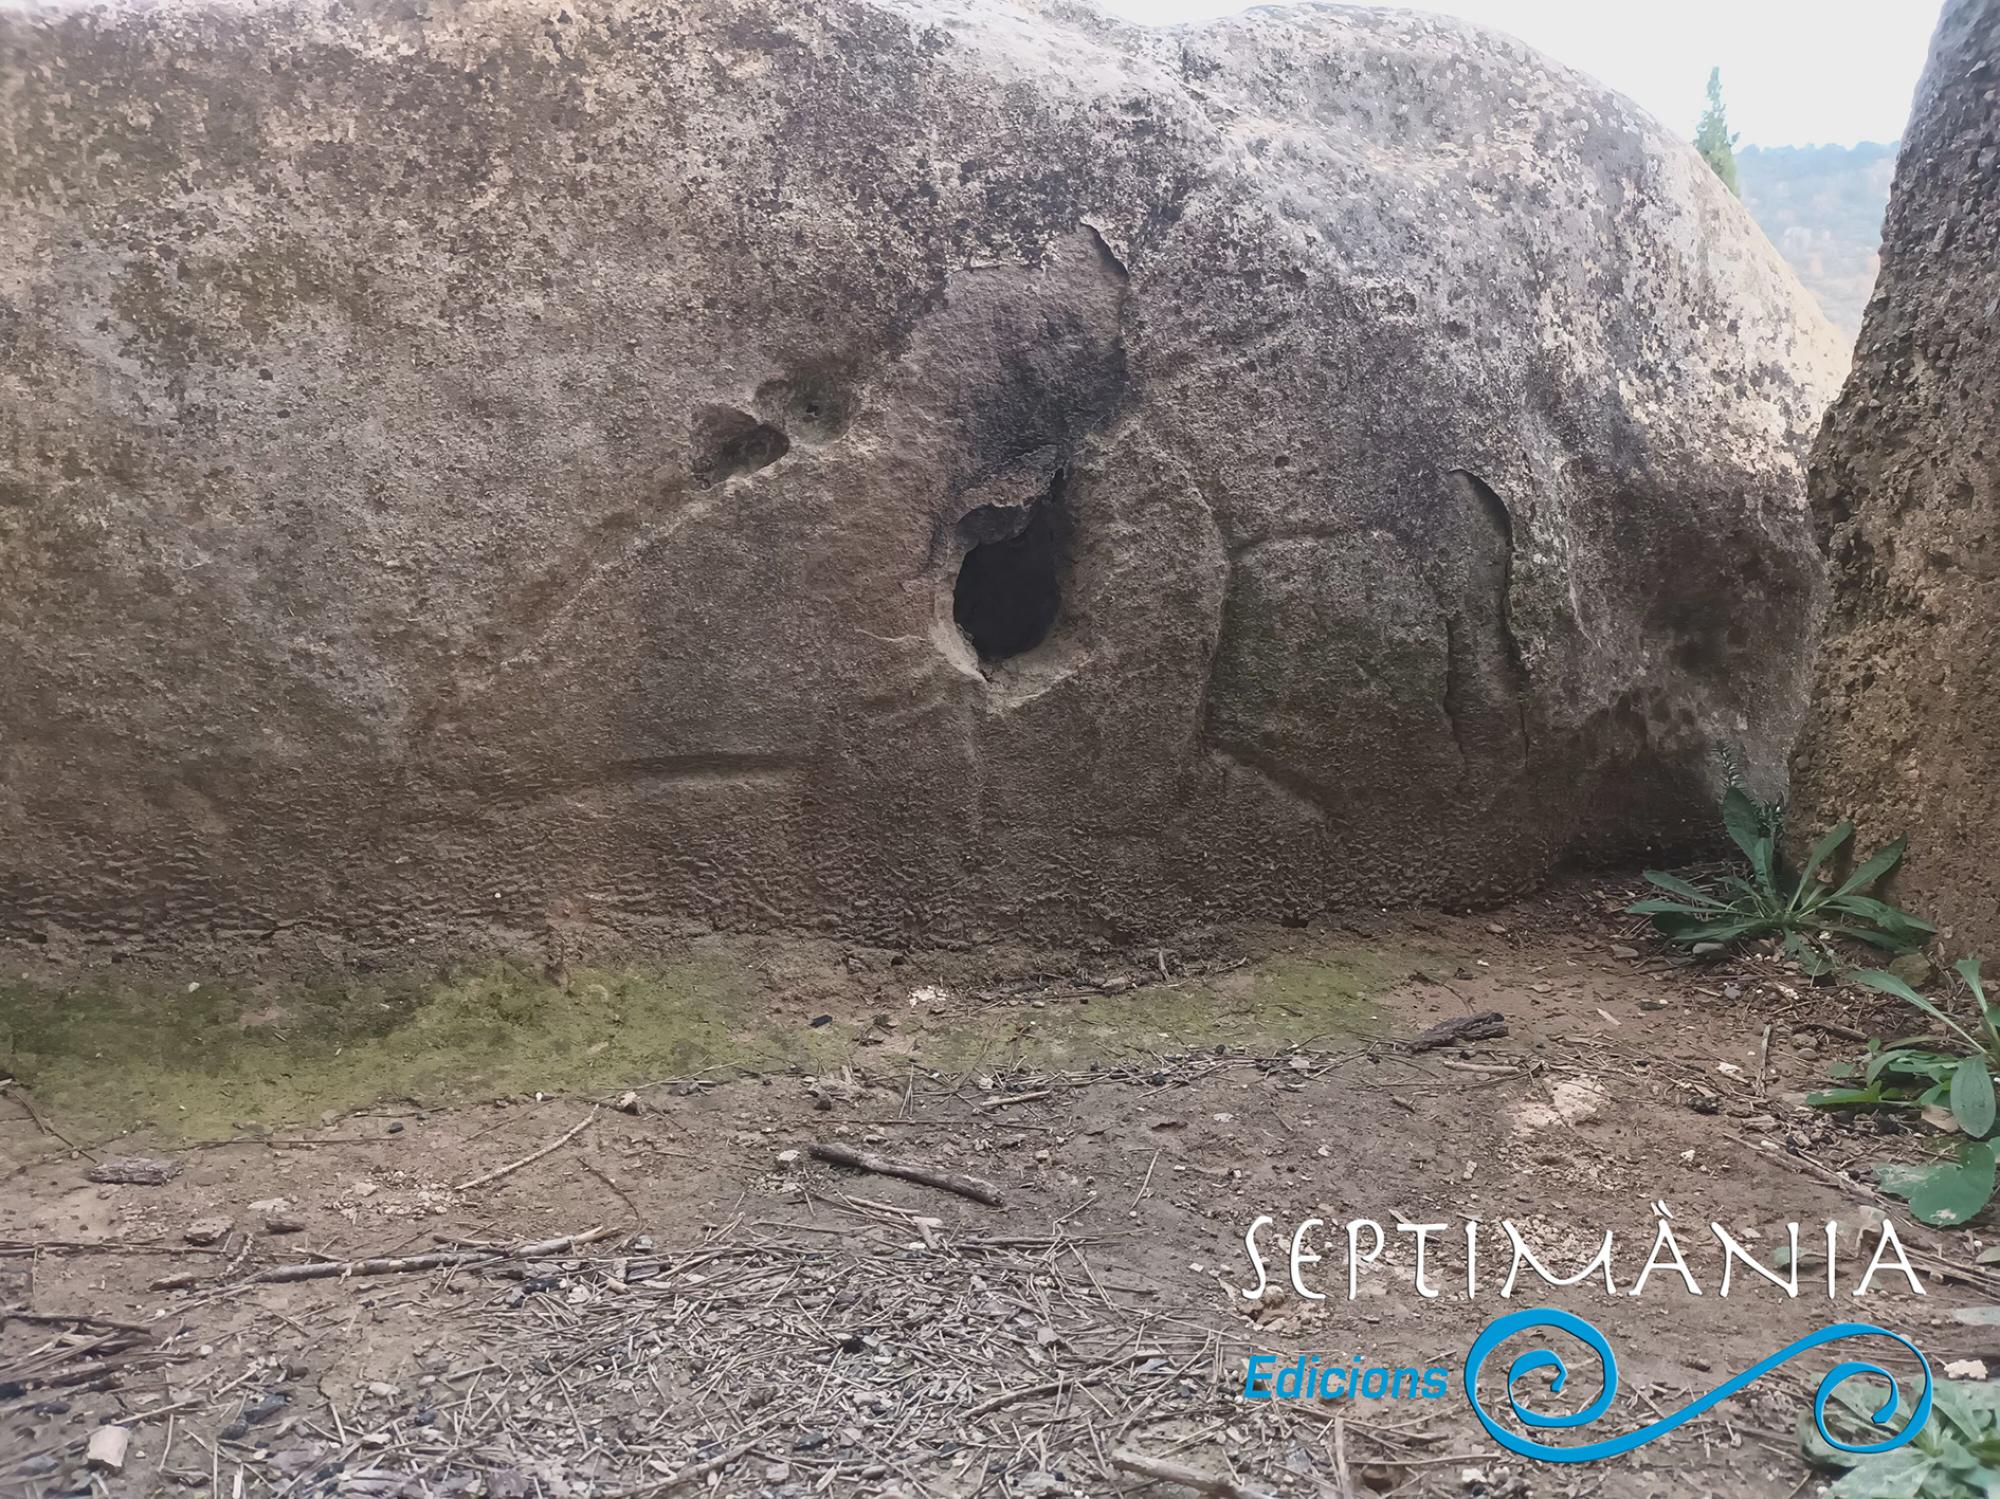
953;482;1068;665
756;368;857;444
689;404;790;487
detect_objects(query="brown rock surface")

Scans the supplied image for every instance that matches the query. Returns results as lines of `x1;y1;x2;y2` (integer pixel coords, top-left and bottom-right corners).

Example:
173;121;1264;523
0;0;1844;955
1791;0;2000;948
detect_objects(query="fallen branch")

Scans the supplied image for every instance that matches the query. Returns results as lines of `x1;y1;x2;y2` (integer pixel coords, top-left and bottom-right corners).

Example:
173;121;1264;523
590;1436;763;1497
453;1109;597;1192
1332;1415;1354;1499
84;1157;180;1186
250;1249;486;1284
1794;1018;1868;1043
1112;1448;1276;1499
0;1238;213;1257
1;1308;155;1337
976;1089;1052;1111
246;1226;616;1285
957;1349;1172;1420
808;1142;1003;1206
961;1375;1072;1421
11;1352;160;1392
1433;1059;1521;1077
1404;1012;1508;1053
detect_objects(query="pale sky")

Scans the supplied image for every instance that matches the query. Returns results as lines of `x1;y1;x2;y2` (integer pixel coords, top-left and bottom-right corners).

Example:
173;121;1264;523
1097;0;1936;147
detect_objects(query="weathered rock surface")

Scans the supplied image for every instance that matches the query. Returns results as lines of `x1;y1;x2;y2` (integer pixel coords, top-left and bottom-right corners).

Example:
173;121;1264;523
1791;0;2000;949
0;0;1845;954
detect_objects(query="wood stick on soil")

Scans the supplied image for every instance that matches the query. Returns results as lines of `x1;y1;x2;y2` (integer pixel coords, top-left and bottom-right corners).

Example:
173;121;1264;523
1112;1448;1276;1499
589;1436;763;1497
960;1375;1071;1422
976;1089;1052;1111
1433;1059;1520;1077
1;1309;155;1337
246;1226;616;1284
808;1141;1003;1206
1;1082;94;1160
1404;1012;1508;1053
453;1108;597;1192
1332;1416;1354;1499
962;1349;1172;1421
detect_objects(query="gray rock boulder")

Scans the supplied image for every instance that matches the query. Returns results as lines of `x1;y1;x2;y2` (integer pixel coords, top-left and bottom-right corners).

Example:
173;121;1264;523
0;0;1846;954
1791;0;2000;949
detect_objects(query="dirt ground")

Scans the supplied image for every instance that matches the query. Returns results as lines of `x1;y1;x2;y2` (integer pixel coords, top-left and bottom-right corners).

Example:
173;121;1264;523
2;877;1992;1499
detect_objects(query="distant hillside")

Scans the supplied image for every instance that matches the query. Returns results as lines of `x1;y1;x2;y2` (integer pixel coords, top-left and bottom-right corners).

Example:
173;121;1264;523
1738;141;1898;342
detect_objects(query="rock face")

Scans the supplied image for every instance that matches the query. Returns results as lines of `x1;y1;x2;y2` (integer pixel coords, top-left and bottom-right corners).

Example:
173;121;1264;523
1791;0;2000;948
0;0;1845;954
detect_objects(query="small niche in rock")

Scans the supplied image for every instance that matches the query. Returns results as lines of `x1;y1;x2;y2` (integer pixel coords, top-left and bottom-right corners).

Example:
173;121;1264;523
756;366;858;444
952;483;1068;666
688;403;790;487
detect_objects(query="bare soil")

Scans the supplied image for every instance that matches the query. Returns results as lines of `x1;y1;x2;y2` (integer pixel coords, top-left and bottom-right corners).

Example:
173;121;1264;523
1;879;1990;1499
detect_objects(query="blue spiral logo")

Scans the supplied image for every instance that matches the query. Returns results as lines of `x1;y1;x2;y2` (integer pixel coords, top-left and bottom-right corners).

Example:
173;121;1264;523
1463;1308;1932;1464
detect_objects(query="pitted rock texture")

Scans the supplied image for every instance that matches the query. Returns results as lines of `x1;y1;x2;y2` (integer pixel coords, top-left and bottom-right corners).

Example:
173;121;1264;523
0;0;1845;954
1791;0;2000;949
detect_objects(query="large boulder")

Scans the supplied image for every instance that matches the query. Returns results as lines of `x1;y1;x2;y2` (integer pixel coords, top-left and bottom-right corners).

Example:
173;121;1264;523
1791;0;2000;947
0;0;1845;955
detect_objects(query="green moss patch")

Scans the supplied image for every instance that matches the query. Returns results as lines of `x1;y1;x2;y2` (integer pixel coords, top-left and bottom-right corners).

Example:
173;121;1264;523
0;942;1416;1143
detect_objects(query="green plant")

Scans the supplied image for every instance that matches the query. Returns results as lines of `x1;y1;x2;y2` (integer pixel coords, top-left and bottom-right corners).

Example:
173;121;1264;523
1804;1376;2000;1498
1695;66;1742;198
1811;960;2000;1227
1628;788;1932;974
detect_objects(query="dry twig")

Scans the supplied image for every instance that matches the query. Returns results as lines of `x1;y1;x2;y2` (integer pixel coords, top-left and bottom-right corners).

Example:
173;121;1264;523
1112;1447;1276;1499
453;1109;598;1192
246;1227;616;1285
1404;1012;1508;1052
807;1141;1003;1206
